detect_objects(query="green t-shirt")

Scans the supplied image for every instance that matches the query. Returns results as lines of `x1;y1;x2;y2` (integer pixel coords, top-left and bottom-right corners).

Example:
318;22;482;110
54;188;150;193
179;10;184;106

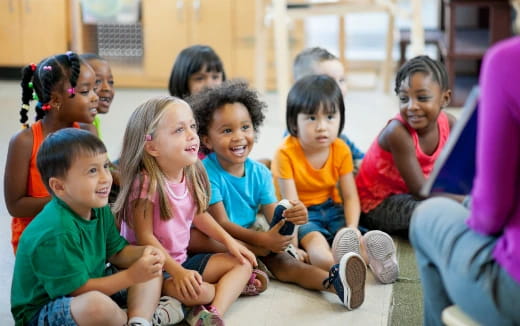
10;197;127;326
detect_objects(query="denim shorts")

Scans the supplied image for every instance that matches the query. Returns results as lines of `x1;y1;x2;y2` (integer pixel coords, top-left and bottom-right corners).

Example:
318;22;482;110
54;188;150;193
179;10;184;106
28;296;75;326
163;253;214;280
298;199;345;243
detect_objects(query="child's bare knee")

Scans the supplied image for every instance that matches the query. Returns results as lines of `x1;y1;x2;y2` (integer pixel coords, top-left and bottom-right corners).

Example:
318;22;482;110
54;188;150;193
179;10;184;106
72;291;125;324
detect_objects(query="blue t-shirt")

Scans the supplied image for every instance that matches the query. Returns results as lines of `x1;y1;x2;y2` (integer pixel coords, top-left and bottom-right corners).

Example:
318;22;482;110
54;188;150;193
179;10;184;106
203;153;277;228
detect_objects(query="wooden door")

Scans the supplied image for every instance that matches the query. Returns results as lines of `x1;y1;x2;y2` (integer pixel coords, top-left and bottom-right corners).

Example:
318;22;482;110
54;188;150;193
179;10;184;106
188;0;233;76
0;0;23;66
20;0;68;63
142;0;189;81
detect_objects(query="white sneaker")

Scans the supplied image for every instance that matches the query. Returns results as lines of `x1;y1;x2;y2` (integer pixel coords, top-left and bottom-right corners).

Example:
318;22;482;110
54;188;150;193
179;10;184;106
363;230;399;284
332;227;360;264
152;296;184;326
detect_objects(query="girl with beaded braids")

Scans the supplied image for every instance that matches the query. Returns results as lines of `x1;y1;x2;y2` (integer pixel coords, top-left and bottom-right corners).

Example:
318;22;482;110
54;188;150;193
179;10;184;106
4;51;99;253
355;55;457;235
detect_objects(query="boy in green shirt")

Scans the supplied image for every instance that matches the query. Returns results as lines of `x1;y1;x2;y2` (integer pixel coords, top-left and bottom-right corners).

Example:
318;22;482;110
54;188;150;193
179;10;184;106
10;128;181;326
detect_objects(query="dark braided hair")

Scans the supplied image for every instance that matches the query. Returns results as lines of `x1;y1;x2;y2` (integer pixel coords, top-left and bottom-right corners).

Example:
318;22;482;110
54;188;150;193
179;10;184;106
394;55;449;95
188;79;266;154
19;51;82;127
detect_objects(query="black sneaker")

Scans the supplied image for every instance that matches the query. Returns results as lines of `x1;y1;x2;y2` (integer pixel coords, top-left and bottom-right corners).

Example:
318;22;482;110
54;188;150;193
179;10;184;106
269;199;294;235
323;252;366;310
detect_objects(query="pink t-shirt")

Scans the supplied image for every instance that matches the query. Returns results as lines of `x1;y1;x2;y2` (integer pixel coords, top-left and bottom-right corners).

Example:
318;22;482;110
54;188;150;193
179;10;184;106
120;173;196;263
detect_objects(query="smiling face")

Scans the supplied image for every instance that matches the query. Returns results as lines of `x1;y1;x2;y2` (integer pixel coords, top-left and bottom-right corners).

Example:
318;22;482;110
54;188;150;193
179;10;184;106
88;59;114;114
398;72;451;133
296;104;340;152
187;66;224;95
51;151;112;220
55;63;99;124
202;102;254;175
146;101;200;180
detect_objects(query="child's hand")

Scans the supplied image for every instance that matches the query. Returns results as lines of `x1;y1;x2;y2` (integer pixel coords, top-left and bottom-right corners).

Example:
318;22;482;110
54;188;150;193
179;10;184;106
128;246;163;283
226;239;258;267
295;248;309;263
172;268;204;301
283;200;308;225
263;223;293;253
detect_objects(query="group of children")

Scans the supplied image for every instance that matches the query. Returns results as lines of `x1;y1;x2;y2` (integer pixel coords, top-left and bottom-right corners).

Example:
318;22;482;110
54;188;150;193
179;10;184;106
6;35;518;326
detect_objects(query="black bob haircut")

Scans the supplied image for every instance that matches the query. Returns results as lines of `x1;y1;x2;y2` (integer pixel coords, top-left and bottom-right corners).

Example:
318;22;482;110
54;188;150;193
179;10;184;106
168;45;226;99
37;128;107;194
286;74;345;137
394;55;449;94
188;79;266;154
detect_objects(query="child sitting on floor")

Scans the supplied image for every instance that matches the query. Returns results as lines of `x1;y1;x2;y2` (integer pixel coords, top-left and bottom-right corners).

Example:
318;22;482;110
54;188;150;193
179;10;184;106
272;75;398;284
114;96;259;325
190;80;367;310
355;55;456;235
10;128;179;326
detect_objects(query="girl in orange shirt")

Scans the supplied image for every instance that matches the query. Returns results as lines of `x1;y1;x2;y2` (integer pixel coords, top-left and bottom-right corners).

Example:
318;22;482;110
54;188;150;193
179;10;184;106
272;75;398;284
4;52;99;253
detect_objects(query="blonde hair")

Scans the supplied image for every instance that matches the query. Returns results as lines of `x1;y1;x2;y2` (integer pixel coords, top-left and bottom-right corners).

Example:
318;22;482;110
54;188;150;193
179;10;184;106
114;96;210;226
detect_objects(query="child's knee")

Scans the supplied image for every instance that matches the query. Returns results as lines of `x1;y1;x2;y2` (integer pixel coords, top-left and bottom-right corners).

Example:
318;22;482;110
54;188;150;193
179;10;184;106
71;291;125;324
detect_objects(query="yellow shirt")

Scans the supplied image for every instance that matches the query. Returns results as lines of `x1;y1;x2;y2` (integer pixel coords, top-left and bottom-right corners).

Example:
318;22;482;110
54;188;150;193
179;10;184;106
271;136;353;207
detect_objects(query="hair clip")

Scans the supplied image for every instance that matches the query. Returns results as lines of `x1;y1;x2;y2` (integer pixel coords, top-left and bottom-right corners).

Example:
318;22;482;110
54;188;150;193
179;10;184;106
67;87;75;95
21;104;30;110
41;104;51;111
30;63;37;71
144;134;152;141
33;92;39;101
43;66;52;71
28;82;33;89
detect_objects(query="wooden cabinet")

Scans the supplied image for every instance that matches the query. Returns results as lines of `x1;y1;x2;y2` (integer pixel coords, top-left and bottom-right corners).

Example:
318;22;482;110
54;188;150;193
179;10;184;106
142;0;233;83
0;0;68;66
443;0;511;106
71;0;302;89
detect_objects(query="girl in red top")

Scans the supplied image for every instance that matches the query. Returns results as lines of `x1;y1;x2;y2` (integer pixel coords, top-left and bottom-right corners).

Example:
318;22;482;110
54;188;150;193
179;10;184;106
4;52;99;253
355;56;456;234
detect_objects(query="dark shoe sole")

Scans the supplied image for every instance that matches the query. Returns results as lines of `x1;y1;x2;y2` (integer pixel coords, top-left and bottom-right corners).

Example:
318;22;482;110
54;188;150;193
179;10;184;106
341;253;366;310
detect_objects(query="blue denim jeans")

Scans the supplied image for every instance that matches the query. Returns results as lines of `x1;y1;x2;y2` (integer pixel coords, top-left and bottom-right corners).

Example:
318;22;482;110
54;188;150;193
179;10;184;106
28;297;75;326
298;199;345;243
410;197;520;326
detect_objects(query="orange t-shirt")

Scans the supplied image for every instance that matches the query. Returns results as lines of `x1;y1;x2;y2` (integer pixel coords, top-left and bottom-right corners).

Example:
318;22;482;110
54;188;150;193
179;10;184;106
11;121;80;253
271;136;353;207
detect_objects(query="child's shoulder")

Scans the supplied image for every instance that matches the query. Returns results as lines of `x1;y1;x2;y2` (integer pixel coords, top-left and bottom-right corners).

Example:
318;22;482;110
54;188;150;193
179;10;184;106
378;119;413;152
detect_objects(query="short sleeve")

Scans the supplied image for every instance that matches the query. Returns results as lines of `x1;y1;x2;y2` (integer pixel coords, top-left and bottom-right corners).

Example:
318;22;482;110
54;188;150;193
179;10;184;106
258;165;278;205
272;148;294;180
102;206;128;258
337;141;354;176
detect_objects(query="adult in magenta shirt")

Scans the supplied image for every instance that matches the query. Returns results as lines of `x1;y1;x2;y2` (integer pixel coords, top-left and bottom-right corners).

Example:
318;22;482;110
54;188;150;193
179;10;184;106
410;36;520;325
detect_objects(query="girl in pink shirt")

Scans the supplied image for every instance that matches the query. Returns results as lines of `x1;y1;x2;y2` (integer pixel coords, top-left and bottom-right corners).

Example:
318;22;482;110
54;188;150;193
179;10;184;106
115;96;257;326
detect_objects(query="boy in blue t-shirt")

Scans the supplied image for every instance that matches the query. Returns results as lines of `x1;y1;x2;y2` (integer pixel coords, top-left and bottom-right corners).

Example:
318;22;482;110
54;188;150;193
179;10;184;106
10;128;181;326
190;80;367;311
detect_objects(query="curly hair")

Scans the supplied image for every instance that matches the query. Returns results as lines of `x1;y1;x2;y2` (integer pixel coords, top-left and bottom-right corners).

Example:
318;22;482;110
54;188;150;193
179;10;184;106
188;79;266;154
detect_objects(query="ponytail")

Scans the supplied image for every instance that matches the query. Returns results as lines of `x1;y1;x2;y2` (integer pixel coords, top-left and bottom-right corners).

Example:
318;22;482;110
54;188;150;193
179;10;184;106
18;51;83;127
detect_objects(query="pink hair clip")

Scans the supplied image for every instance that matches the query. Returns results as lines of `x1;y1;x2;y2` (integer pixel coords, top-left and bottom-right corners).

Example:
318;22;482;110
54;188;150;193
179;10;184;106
43;66;52;71
67;88;75;95
30;63;37;71
144;134;152;141
41;104;51;111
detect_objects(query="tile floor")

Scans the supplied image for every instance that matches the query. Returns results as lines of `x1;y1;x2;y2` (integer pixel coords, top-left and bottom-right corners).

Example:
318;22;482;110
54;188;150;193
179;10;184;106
0;78;406;325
